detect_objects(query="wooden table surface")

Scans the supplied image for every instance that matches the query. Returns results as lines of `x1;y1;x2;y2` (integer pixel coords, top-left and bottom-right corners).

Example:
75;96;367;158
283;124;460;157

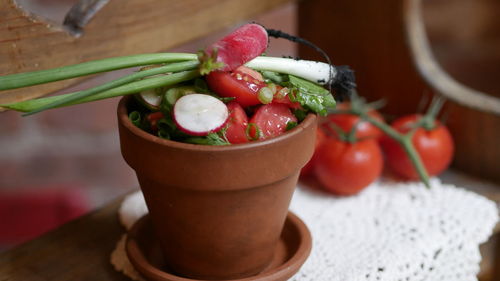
0;195;130;281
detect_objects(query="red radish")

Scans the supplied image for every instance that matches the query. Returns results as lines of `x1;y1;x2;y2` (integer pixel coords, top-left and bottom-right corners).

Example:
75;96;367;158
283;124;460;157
173;94;229;136
248;103;298;140
225;102;249;144
201;23;268;73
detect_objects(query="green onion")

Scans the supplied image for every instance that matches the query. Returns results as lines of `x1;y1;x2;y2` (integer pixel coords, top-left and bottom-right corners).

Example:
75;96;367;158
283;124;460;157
129;111;143;128
22;60;199;116
1;70;200;112
246;123;261;140
0;53;197;91
258;87;273;104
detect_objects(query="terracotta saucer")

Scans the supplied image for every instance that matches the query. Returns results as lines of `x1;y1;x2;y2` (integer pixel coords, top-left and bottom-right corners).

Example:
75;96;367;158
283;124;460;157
126;212;312;281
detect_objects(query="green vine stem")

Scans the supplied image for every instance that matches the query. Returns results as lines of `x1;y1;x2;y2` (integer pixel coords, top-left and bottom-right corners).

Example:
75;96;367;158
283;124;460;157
358;112;431;188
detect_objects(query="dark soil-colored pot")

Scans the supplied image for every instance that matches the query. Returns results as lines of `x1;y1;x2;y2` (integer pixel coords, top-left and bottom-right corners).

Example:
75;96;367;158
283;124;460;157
118;96;317;280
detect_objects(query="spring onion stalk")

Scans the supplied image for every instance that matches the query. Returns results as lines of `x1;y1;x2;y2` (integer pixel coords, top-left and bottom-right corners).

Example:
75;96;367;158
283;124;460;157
1;70;200;113
22;60;199;116
245;57;336;85
0;53;197;91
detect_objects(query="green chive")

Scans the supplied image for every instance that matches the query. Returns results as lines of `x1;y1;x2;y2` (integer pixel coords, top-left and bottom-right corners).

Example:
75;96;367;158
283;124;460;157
1;70;200;112
0;53;197;91
22;60;199;116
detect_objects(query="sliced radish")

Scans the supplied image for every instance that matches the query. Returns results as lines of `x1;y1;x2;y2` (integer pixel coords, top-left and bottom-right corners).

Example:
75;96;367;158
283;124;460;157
173;94;229;136
201;23;268;73
137;89;162;110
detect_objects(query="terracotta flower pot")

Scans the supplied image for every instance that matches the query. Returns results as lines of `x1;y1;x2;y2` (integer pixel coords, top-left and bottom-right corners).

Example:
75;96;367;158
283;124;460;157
117;96;317;279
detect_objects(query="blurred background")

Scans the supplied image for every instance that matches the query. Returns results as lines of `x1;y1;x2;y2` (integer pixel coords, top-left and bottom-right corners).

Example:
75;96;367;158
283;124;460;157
0;1;499;276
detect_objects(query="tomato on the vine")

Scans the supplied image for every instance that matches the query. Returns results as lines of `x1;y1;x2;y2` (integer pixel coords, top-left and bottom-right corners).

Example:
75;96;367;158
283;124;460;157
314;137;383;195
381;114;454;179
206;67;264;107
322;102;384;139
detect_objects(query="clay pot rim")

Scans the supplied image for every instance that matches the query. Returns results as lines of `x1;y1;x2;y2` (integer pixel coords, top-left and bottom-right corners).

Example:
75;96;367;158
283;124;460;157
118;96;317;152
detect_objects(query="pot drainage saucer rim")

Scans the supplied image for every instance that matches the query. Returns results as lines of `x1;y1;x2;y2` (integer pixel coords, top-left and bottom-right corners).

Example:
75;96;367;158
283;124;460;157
126;212;312;281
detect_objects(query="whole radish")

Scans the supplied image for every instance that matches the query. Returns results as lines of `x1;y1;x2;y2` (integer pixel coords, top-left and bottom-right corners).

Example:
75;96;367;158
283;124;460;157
200;23;268;74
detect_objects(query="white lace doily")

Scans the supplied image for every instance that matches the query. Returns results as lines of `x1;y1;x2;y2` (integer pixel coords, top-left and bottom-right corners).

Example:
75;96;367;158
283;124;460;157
111;178;498;281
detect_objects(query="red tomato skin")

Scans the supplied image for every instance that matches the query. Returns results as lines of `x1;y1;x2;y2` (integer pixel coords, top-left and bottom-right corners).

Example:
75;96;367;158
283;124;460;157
381;114;454;179
206;71;264;107
249;104;298;140
323;102;384;139
235;66;263;81
225;102;249;144
272;86;302;110
300;128;327;177
314;138;383;195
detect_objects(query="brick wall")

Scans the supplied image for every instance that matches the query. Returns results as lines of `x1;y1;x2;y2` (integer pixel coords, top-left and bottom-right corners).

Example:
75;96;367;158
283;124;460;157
0;2;297;248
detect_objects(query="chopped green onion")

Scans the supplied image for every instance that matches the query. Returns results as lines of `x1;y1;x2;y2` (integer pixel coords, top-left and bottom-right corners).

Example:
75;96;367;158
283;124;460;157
246;123;261;141
129;111;143;128
165;86;197;106
258;87;274;104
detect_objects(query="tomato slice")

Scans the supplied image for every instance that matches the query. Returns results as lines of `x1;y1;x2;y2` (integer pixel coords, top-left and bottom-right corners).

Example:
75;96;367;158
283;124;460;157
248;103;298;140
272;86;302;110
206;69;265;107
225;102;249;144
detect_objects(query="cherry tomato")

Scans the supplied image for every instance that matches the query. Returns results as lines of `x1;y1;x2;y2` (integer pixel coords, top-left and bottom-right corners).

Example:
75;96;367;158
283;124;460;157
323;102;384;139
225;102;249;144
206;69;265;107
248;103;298;140
300;128;327;177
381;114;454;179
314;138;383;195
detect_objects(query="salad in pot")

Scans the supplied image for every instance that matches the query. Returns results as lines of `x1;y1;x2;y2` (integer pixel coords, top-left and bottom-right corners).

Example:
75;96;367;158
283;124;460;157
0;23;354;145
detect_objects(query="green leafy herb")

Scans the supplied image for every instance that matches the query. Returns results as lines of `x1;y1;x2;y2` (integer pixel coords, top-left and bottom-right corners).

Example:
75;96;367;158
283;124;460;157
184;128;230;146
286;75;336;116
293;109;308;122
129;111;150;131
285;121;298;131
198;49;225;75
261;70;288;84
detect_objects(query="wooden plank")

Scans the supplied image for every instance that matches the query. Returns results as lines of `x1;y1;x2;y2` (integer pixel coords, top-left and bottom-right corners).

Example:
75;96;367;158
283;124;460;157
0;0;290;106
0;195;129;281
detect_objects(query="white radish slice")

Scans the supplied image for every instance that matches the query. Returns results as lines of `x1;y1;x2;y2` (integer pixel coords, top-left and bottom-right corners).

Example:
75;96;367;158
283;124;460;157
137;89;162;110
173;94;229;136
